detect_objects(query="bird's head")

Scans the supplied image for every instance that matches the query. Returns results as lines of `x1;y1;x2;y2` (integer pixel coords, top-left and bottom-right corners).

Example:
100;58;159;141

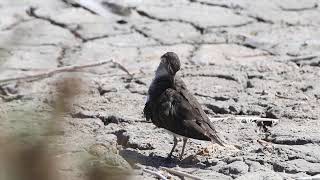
156;52;181;77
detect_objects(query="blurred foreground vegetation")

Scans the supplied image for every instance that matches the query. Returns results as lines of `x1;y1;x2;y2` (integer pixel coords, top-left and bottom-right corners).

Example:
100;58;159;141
0;78;132;180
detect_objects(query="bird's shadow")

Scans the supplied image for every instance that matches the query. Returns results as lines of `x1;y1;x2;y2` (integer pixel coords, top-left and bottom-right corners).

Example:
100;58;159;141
120;149;206;169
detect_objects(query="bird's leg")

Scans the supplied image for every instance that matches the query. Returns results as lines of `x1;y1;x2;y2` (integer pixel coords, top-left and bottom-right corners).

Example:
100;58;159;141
179;138;188;160
167;136;178;158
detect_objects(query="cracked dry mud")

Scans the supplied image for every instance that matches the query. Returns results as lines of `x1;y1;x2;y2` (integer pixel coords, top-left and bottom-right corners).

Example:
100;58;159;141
1;0;320;179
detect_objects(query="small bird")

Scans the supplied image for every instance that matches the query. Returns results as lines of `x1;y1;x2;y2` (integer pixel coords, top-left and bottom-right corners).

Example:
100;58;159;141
144;52;224;159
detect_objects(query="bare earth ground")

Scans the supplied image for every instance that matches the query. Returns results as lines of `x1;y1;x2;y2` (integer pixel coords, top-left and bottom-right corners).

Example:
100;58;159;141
1;0;320;179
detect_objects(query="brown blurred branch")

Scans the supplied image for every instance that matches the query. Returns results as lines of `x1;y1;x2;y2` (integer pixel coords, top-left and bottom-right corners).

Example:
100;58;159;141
0;60;112;84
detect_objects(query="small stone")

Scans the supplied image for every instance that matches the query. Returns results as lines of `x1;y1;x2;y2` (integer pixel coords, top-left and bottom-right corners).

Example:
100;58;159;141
181;155;201;164
244;160;265;172
89;143;118;157
126;142;154;150
235;170;283;180
205;103;230;114
98;86;117;96
219;161;249;177
192;169;233;180
223;156;244;164
246;80;254;88
71;110;96;119
100;115;127;125
102;1;132;17
265;106;282;119
300;85;313;92
0;83;19;95
85;144;132;177
113;130;130;147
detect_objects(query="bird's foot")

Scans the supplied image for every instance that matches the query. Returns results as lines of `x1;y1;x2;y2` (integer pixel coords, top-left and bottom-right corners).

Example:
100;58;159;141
166;153;188;162
179;153;184;160
166;153;175;161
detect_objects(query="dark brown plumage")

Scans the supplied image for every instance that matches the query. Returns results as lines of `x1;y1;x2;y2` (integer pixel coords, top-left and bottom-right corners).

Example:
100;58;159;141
144;52;224;159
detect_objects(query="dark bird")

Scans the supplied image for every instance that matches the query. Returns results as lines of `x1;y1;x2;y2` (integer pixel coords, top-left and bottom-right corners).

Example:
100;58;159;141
144;52;224;159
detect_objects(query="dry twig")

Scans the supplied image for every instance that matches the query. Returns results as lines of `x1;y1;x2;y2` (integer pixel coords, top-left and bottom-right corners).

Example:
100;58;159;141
110;61;133;77
0;60;112;84
210;116;278;125
135;164;167;180
286;55;318;62
296;175;320;180
110;61;146;85
275;93;294;100
143;168;168;180
160;167;204;180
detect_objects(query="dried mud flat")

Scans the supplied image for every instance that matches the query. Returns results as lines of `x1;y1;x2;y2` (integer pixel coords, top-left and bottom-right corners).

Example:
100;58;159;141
0;0;320;179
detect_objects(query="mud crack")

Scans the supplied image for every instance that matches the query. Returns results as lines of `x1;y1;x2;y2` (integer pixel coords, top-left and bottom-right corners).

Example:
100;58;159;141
188;0;244;10
26;7;86;42
135;9;205;34
131;26;164;45
60;0;97;15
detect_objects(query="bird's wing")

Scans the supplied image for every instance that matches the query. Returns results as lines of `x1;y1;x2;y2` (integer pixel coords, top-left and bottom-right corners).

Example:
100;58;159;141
180;88;224;146
158;88;224;146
